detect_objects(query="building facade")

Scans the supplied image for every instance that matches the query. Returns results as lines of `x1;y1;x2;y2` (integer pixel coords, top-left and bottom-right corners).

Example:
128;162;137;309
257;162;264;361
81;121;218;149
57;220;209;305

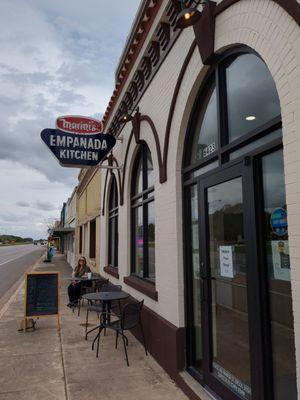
92;1;300;399
64;188;77;268
76;168;101;271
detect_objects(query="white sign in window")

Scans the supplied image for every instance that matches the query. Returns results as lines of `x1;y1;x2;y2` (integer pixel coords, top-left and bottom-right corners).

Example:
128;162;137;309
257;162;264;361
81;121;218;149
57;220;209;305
219;246;234;278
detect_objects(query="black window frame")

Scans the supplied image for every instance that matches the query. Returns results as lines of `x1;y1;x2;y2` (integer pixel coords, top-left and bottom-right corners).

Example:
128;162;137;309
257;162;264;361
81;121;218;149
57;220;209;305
183;46;282;180
108;174;119;268
182;46;287;400
131;143;155;283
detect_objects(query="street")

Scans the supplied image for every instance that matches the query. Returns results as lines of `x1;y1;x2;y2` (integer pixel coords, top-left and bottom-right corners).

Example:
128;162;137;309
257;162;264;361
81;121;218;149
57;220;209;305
0;244;44;299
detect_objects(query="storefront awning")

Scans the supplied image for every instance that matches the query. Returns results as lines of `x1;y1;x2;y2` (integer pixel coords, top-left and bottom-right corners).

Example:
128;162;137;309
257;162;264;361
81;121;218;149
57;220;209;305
52;227;75;234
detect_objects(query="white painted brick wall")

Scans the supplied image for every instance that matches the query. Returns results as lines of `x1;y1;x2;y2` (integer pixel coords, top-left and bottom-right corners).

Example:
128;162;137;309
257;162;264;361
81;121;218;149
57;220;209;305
99;0;300;391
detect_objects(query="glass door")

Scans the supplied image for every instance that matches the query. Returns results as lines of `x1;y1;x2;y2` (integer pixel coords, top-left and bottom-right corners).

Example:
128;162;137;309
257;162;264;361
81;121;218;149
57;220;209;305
185;151;297;399
199;163;254;400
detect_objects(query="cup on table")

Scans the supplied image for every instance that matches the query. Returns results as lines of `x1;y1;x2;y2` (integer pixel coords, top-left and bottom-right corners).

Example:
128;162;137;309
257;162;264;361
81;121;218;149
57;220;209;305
87;272;92;280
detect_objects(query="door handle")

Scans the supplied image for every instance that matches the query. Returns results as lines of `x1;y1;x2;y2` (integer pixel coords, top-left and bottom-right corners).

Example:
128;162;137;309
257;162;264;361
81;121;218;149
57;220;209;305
200;261;207;279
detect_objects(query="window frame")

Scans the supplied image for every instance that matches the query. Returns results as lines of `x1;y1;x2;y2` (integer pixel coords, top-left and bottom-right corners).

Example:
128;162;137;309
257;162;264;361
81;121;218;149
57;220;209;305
131;143;155;283
108;175;119;268
183;47;282;178
182;46;286;398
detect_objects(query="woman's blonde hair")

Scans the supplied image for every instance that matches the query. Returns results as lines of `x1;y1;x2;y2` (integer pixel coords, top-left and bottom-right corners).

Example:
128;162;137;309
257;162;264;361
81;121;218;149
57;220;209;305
74;256;86;274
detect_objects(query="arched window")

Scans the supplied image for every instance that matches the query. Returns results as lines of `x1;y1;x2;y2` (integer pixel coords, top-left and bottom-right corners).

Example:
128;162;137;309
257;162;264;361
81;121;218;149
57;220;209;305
108;175;118;268
183;49;296;400
184;51;281;171
131;144;155;282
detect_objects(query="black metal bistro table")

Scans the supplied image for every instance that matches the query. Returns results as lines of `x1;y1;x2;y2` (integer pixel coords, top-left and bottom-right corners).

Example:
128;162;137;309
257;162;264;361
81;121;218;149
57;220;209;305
83;291;130;353
68;275;108;315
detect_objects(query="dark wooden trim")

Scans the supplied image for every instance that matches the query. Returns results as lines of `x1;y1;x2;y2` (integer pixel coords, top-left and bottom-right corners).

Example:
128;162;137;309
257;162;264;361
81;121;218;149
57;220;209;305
122;293;204;398
101;156;122;216
140;115;164;183
103;265;119;279
121;295;185;378
101;169;109;216
193;0;216;65
124;275;158;301
120;131;134;206
132;112;142;143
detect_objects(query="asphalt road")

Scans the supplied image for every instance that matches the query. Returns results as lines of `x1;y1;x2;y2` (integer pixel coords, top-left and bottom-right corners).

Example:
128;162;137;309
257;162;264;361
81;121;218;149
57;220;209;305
0;244;45;299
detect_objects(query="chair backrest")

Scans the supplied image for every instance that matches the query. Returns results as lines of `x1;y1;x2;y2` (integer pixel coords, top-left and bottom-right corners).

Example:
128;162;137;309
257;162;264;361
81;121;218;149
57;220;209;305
95;279;109;291
100;283;122;292
121;300;144;330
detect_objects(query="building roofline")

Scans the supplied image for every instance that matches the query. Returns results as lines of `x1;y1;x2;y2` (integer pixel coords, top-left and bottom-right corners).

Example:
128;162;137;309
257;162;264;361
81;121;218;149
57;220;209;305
102;0;165;128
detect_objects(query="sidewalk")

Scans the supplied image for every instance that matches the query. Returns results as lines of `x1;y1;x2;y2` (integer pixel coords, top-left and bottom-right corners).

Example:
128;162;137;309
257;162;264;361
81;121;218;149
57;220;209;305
0;253;188;400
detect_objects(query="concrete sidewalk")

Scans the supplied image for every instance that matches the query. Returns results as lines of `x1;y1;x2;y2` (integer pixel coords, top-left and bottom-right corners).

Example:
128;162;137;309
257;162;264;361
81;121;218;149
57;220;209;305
0;253;188;400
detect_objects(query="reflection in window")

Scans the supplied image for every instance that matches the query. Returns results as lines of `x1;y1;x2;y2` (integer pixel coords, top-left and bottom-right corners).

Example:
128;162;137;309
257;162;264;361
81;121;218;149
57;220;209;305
190;81;218;163
108;175;118;268
226;53;280;142
189;185;202;370
262;150;297;400
208;178;251;398
131;144;155;282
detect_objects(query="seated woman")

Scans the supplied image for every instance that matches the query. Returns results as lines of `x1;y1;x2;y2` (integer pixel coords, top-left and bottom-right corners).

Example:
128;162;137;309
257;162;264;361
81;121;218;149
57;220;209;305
67;256;91;308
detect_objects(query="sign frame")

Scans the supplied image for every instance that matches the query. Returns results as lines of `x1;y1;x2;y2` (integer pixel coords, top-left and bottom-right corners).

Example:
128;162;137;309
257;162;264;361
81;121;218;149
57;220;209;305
23;271;61;332
55;115;103;135
40;128;116;169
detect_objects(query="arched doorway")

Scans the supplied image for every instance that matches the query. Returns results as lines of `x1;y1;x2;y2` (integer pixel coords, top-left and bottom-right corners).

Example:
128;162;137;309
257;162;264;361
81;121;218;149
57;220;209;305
183;48;297;400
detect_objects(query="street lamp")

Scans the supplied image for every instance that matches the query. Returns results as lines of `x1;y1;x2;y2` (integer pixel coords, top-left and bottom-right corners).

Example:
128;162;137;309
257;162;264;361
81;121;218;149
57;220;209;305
175;0;206;29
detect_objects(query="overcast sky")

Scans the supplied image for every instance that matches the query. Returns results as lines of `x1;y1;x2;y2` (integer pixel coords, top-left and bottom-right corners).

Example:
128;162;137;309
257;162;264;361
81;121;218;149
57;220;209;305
0;0;140;239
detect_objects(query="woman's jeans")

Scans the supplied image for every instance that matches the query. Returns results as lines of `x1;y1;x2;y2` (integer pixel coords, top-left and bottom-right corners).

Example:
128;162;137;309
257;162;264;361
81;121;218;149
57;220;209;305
68;282;81;303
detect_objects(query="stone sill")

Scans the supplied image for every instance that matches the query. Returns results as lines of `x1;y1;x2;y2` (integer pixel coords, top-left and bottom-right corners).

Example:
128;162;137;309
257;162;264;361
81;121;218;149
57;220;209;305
179;371;218;400
123;275;158;301
103;265;119;279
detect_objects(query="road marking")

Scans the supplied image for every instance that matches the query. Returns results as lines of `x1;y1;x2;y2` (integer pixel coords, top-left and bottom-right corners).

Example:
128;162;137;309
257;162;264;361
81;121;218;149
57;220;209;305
0;252;34;267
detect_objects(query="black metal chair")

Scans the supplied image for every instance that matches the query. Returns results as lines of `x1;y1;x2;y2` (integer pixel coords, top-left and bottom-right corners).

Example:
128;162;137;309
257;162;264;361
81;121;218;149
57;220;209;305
85;283;122;337
77;278;109;316
95;300;147;366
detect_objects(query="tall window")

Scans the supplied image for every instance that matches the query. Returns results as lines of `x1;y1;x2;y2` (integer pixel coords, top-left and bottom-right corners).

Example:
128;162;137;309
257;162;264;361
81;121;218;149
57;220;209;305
108;175;118;267
131;144;155;282
183;49;296;400
89;219;96;259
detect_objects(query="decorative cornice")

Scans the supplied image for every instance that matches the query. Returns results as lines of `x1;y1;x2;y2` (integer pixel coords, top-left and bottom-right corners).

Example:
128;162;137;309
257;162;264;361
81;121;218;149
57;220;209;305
103;0;166;128
103;1;180;137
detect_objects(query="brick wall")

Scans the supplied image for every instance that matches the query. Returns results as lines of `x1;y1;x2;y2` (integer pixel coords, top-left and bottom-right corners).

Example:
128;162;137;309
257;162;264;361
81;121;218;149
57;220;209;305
99;0;300;390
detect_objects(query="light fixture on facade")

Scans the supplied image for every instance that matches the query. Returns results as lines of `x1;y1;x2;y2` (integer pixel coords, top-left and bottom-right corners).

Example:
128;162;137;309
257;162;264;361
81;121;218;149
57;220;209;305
175;0;205;29
246;115;256;121
119;107;139;125
119;113;133;123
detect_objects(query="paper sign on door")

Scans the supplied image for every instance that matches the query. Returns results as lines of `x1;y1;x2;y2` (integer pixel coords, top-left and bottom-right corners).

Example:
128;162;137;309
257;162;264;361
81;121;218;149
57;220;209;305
219;246;234;278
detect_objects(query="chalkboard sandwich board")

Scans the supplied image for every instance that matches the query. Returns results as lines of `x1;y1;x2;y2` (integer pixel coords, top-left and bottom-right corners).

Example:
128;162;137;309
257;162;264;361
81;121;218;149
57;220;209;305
23;272;61;332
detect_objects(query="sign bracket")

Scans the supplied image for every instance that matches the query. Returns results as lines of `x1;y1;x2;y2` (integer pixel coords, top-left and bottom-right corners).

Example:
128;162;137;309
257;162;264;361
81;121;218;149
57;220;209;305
98;165;123;171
